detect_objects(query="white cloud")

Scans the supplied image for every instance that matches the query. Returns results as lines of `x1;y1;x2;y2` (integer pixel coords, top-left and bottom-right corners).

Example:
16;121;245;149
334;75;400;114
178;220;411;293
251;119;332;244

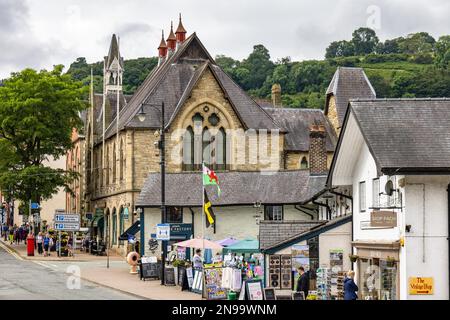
0;0;449;78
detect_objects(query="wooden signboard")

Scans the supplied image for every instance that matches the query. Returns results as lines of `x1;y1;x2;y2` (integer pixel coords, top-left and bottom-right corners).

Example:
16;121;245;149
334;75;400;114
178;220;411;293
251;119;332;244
140;262;160;280
371;211;397;228
178;267;190;291
191;269;203;294
409;277;433;295
165;267;176;286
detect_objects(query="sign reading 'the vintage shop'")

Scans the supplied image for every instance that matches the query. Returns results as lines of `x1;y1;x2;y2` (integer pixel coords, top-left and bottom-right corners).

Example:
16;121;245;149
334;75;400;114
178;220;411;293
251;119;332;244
409;277;434;295
370;211;397;228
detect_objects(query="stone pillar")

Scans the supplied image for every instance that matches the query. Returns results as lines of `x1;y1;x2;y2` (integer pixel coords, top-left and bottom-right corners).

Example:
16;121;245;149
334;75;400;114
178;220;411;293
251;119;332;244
309;123;327;175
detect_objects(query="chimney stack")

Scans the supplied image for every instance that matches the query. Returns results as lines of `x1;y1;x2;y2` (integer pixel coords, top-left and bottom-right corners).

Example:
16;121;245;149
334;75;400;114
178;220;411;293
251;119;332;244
167;21;177;53
271;83;282;107
309;122;328;175
175;13;187;47
158;30;168;66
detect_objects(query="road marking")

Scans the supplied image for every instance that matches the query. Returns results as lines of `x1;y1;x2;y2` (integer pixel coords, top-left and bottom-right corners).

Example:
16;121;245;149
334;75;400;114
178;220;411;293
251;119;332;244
0;242;24;261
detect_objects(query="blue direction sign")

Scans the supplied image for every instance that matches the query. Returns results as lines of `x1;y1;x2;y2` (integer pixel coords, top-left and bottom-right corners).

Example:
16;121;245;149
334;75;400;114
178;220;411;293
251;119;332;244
31;203;39;210
55;223;80;231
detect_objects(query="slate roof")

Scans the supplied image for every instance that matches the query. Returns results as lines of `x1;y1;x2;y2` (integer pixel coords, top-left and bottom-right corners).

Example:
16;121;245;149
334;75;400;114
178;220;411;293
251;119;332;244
136;171;327;207
92;92;131;139
349;98;450;174
325;67;376;127
261;215;352;252
259;220;325;250
264;107;337;152
102;33;281;140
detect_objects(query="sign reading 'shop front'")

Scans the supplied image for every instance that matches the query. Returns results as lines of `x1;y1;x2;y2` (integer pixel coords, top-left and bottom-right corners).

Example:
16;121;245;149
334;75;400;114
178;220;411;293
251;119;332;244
370;211;397;228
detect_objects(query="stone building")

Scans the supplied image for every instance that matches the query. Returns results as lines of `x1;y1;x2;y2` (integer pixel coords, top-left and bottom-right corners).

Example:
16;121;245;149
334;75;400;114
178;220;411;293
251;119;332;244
74;16;376;257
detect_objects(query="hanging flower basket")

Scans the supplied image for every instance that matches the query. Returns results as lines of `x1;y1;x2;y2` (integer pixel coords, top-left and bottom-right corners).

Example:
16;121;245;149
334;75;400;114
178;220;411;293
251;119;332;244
349;254;359;263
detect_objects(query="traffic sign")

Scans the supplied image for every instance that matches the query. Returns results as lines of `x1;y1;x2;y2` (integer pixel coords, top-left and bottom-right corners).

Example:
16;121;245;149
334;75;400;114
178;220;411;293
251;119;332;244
55;214;80;223
156;224;170;241
55;222;80;231
31;203;40;210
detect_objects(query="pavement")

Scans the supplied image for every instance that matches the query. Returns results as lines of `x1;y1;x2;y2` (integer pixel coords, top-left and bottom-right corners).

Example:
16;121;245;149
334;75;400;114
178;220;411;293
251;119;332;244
0;239;201;300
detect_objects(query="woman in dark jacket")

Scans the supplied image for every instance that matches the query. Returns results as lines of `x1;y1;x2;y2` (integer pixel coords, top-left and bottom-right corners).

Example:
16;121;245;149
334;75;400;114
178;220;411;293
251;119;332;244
344;270;358;300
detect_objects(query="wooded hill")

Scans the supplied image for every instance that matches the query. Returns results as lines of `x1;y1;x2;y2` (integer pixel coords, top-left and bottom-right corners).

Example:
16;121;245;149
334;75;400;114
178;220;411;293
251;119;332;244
67;28;450;109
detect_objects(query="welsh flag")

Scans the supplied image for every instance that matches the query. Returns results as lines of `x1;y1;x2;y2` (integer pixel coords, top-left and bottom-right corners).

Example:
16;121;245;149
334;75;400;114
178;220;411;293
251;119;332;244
202;164;221;196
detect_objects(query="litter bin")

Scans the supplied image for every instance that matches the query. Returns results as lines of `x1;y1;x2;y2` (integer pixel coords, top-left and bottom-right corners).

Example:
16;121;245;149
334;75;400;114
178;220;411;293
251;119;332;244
227;291;237;300
27;234;35;256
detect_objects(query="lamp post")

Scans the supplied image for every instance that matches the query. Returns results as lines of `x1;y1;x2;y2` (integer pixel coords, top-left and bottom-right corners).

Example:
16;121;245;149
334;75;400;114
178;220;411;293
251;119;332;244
138;101;166;286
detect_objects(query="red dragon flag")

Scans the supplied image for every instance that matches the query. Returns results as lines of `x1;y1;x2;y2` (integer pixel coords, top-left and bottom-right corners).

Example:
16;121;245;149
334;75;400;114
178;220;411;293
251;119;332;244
202;163;221;197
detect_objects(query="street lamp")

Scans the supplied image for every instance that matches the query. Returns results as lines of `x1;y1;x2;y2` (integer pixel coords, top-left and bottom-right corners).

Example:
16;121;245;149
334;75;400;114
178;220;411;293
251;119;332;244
137;101;167;286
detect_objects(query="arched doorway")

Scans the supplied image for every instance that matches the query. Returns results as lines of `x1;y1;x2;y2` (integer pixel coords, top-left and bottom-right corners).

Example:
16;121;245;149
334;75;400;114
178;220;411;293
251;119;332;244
105;208;110;248
97;217;104;241
119;206;125;246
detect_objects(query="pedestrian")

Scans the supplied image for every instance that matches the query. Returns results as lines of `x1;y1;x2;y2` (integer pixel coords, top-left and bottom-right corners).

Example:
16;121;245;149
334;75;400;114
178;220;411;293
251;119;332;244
43;234;50;257
36;232;43;255
296;266;310;299
344;270;359;300
193;249;203;269
8;226;13;244
134;240;140;254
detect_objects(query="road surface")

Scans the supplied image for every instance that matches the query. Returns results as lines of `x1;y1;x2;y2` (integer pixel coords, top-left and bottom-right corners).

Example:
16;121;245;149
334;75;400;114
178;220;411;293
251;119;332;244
0;245;140;300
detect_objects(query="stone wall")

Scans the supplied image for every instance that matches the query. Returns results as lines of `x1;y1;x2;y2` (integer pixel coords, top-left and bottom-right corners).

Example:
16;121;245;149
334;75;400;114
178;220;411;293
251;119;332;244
326;95;340;136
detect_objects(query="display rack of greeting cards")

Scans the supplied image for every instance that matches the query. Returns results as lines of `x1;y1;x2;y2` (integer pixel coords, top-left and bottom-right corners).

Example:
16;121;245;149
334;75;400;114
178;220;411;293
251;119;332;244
316;267;331;300
334;271;345;300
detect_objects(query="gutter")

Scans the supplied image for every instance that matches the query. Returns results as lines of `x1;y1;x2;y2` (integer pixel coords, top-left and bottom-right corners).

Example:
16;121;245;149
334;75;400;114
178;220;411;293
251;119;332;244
294;205;316;220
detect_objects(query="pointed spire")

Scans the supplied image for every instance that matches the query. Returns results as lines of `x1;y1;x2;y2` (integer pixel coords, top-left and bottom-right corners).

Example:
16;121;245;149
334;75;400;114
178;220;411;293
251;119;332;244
158;30;168;64
167;21;177;51
106;34;121;69
175;13;187;43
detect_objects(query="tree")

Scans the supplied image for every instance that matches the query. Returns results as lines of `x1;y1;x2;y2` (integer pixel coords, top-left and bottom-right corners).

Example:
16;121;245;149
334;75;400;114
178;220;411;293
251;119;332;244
435;35;450;70
325;40;355;58
399;32;436;54
240;44;275;90
0;66;86;212
376;38;403;54
351;27;379;55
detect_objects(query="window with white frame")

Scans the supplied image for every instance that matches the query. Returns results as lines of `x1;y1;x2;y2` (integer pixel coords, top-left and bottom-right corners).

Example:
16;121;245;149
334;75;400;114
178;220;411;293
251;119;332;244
359;181;366;212
264;205;283;221
372;178;380;208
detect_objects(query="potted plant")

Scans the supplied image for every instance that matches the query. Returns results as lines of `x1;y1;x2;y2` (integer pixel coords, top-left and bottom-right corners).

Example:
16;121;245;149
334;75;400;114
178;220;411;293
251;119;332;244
349;254;359;263
386;256;396;267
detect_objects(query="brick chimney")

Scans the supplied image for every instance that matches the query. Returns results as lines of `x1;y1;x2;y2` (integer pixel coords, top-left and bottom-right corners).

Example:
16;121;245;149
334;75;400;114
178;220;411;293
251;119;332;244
271;83;282;107
309;122;328;175
158;30;167;66
166;21;177;53
175;13;187;48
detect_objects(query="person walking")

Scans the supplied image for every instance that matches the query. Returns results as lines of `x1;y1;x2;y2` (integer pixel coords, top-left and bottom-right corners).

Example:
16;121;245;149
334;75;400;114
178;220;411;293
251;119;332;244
8;226;14;244
43;234;50;257
296;266;310;299
344;270;359;300
193;249;203;269
36;232;43;255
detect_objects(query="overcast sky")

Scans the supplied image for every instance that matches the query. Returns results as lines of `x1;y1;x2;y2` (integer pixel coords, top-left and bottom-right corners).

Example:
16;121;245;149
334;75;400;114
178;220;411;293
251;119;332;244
1;0;449;78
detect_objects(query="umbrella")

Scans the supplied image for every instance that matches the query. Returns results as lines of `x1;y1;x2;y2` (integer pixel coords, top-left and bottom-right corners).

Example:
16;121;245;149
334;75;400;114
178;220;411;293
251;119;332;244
216;237;239;247
173;238;223;250
223;238;259;254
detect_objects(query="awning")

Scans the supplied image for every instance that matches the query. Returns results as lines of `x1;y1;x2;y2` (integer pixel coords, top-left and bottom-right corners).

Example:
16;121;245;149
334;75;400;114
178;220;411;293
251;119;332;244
119;220;140;241
223;238;259;254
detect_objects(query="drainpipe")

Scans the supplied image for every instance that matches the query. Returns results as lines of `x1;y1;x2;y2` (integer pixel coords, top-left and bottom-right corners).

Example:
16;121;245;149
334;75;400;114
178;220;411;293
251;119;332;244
189;207;195;261
294;204;316;220
447;184;450;300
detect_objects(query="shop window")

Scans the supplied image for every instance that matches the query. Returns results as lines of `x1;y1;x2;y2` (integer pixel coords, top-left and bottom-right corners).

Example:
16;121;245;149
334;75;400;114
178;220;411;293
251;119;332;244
264;205;283;221
166;207;183;223
372;178;380;208
359;181;366;212
358;257;398;300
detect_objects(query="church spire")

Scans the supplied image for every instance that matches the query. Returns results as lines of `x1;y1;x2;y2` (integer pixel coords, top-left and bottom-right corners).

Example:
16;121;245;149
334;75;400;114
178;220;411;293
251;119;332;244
104;34;123;92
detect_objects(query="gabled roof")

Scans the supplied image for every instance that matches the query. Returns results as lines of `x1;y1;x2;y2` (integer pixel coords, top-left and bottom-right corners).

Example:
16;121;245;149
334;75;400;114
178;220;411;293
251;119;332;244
325;67;376;127
262;215;352;253
103;33;281;139
136;171;327;207
264;107;337;152
328;98;450;184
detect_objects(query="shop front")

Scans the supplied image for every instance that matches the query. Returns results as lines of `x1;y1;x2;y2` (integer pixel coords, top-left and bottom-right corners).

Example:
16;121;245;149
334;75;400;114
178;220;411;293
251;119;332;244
353;240;400;300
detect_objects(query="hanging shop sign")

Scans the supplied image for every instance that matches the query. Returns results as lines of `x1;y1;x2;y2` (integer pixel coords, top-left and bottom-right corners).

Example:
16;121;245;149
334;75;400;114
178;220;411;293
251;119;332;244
409;277;433;295
370;211;397;228
156;224;170;241
170;223;193;240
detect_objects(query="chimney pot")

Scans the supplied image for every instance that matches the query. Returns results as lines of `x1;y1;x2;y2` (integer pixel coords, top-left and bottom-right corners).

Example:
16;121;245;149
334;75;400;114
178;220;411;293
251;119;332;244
271;83;282;108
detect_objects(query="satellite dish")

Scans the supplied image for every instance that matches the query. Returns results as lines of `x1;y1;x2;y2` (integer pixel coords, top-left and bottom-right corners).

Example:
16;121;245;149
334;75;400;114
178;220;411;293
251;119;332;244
385;180;394;196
